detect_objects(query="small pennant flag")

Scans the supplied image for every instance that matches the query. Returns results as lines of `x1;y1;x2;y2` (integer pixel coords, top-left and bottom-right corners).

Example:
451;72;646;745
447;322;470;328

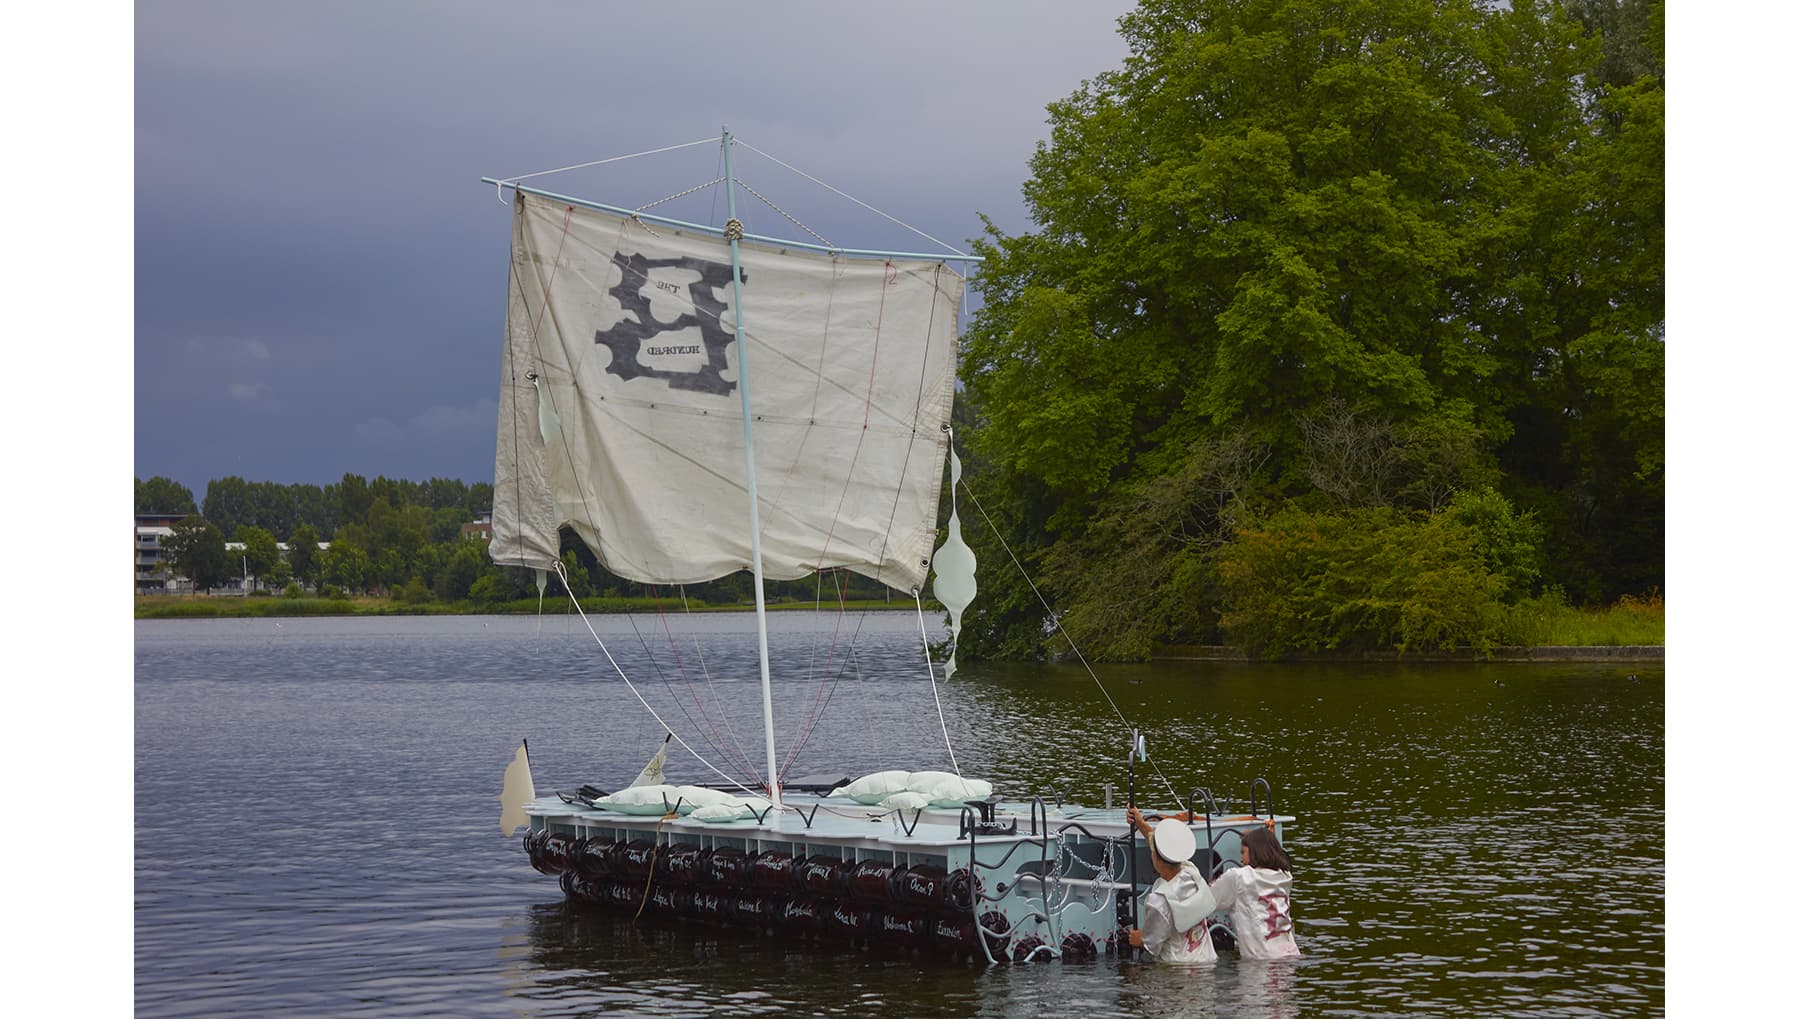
629;733;672;788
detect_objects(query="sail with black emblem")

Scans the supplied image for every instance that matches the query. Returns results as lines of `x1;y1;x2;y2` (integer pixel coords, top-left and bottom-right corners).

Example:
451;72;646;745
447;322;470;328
492;188;962;590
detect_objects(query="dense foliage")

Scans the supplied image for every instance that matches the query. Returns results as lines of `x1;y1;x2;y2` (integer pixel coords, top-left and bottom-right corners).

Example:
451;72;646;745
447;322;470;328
959;0;1661;659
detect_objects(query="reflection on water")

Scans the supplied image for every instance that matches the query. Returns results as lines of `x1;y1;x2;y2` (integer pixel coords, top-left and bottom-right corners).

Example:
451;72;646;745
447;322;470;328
136;614;1662;1016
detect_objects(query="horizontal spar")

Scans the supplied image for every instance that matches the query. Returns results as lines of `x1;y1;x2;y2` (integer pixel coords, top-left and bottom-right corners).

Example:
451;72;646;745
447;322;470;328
481;179;984;264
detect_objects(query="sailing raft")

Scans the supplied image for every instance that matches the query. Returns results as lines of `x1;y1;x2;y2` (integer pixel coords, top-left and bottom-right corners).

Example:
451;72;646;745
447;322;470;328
486;131;1296;963
517;779;1289;963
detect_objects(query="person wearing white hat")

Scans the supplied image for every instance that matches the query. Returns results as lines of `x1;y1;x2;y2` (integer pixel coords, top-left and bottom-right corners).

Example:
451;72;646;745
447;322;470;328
1126;807;1218;963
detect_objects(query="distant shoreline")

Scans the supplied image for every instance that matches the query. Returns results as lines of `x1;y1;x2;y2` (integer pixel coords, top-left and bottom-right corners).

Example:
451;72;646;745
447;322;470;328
132;594;931;620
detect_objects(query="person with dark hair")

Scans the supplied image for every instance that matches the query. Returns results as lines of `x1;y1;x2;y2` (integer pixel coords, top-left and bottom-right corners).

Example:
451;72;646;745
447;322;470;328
1211;824;1300;959
1125;807;1218;963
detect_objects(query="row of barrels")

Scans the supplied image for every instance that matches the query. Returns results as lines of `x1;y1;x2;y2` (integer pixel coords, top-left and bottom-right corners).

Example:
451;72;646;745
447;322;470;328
561;869;1016;960
523;828;1103;963
524;829;982;911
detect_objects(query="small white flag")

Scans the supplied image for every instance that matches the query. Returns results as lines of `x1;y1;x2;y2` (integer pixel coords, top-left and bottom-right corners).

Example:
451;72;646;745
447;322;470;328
629;733;672;788
499;740;536;835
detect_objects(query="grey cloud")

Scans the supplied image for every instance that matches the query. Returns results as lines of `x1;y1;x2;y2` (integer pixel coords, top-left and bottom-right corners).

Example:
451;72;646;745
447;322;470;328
135;0;1136;491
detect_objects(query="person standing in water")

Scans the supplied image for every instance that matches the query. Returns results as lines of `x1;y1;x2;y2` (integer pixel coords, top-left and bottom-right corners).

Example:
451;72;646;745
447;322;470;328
1126;807;1218;963
1211;825;1300;959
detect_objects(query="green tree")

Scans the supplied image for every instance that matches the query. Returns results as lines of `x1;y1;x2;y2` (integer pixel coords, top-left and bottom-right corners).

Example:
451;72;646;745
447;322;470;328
266;557;293;590
336;472;372;528
321;539;374;594
135;476;197;515
286;523;321;589
290;483;333;535
466;482;493;518
237;526;280;587
434;540;488;601
1445;487;1542;599
166;515;230;594
957;0;1661;658
202;476;253;538
560;550;595;598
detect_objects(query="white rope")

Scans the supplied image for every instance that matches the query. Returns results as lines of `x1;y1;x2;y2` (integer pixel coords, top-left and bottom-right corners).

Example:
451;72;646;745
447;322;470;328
913;589;962;778
495;136;718;203
636;177;727;212
552;562;761;796
958;482;1185;807
733;177;833;248
734;138;971;257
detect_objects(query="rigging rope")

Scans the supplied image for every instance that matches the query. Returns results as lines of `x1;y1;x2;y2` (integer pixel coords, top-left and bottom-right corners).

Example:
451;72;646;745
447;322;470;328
777;573;873;782
670;583;762;782
777;568;846;781
496;136;718;203
551;562;760;796
733;177;833;248
914;589;962;778
733;137;970;257
622;591;763;785
956;484;1185;807
635;176;727;212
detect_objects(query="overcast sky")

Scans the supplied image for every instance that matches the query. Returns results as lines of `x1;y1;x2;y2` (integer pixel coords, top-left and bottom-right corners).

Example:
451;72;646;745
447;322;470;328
133;0;1138;501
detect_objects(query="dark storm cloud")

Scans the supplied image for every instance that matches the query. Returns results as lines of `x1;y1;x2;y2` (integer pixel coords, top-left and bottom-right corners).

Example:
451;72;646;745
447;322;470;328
135;0;1134;501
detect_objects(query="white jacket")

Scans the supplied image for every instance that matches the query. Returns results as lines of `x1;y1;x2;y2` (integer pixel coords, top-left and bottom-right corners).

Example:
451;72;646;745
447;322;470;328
1139;861;1218;963
1211;865;1299;959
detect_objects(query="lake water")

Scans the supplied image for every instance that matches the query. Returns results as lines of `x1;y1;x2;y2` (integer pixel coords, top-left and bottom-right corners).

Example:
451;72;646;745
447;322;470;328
135;612;1663;1016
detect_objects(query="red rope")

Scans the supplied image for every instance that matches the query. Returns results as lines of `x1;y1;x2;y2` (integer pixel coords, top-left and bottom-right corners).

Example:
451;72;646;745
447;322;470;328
649;584;763;784
778;567;852;780
526;206;575;340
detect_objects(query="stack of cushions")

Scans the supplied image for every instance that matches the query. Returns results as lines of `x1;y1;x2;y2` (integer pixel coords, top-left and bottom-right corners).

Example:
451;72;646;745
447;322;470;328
830;770;995;808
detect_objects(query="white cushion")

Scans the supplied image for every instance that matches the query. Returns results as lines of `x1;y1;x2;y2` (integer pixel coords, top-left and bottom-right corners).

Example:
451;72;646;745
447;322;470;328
907;771;994;807
595;784;680;815
668;785;738;815
829;770;913;804
689;797;774;822
879;790;931;811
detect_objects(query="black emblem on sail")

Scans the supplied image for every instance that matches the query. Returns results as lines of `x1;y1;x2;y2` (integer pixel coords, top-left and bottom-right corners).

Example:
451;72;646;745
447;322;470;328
595;252;743;396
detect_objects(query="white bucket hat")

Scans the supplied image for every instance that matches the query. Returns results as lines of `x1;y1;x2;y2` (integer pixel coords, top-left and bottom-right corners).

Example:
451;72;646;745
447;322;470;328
1151;817;1197;864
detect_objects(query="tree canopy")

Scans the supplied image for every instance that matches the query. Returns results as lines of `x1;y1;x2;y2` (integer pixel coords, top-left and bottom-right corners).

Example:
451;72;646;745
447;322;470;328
135;477;197;516
166;516;230;594
959;0;1661;658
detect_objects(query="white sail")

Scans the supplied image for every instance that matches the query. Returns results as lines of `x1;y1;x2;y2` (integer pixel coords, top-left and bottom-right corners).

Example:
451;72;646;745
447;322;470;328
492;191;962;591
498;741;536;835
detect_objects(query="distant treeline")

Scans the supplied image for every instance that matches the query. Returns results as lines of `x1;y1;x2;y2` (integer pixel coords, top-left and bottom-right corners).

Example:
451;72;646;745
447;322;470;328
135;473;493;540
134;473;896;606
